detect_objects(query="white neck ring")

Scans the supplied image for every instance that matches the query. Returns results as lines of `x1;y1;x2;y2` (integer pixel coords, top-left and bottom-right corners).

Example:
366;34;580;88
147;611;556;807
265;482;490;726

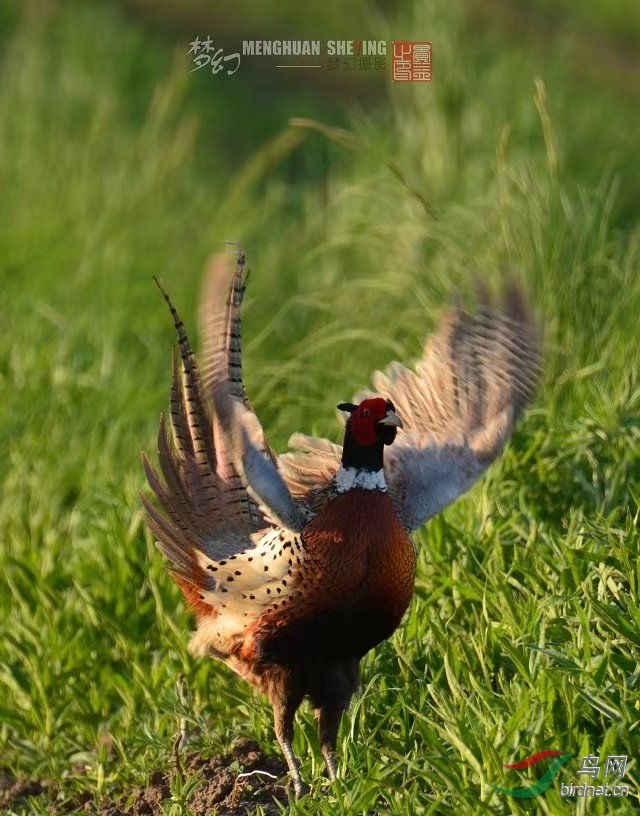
335;465;386;493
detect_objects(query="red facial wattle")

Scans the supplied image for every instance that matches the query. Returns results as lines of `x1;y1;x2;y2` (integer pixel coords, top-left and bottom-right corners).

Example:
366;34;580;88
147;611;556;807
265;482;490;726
349;398;389;447
350;415;377;446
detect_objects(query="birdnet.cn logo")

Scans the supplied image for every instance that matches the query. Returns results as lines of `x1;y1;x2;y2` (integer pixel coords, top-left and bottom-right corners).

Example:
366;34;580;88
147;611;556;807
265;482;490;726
488;750;632;800
187;38;432;82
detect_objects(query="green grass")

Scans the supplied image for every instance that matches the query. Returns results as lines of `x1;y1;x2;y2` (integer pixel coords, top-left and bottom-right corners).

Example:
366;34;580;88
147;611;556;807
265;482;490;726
1;0;639;814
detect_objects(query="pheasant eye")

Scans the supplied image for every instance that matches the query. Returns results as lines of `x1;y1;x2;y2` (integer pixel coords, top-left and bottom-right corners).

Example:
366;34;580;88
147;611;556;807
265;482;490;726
361;407;371;417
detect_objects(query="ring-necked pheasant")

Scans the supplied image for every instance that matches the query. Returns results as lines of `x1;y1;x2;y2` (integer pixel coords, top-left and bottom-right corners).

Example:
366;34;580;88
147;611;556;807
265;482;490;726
141;250;539;797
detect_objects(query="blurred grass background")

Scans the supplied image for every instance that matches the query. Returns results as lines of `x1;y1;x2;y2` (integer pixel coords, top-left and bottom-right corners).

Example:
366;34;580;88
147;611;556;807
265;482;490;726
0;0;639;814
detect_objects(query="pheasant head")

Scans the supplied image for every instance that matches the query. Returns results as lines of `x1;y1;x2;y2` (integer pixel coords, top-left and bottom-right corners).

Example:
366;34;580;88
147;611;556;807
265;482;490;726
335;398;402;489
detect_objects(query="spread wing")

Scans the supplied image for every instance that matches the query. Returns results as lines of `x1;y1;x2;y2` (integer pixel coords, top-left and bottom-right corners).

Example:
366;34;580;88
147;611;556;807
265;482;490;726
279;286;540;532
142;251;304;592
373;287;540;531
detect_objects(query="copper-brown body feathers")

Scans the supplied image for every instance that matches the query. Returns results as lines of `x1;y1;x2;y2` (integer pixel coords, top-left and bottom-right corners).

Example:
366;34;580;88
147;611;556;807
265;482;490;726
247;490;415;669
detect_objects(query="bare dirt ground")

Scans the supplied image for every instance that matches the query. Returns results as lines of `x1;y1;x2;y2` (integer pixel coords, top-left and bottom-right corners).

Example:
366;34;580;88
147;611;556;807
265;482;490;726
1;740;289;815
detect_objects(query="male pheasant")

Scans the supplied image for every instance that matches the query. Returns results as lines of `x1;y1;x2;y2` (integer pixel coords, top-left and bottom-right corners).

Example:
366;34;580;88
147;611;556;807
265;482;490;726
141;250;539;797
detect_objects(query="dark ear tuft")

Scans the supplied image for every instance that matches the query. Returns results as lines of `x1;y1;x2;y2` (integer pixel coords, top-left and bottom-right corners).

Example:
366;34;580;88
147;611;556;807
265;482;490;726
337;402;357;413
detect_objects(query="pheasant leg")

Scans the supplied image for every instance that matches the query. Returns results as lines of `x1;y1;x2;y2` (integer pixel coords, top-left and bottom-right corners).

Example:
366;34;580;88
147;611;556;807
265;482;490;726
317;705;343;781
271;681;307;798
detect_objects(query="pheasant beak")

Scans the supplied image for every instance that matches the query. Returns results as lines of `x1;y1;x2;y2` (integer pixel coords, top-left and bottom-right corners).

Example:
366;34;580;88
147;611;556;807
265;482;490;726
378;410;403;429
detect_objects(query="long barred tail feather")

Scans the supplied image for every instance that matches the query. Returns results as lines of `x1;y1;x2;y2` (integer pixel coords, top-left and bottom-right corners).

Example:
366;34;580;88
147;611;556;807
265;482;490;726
199;249;249;407
153;277;217;477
